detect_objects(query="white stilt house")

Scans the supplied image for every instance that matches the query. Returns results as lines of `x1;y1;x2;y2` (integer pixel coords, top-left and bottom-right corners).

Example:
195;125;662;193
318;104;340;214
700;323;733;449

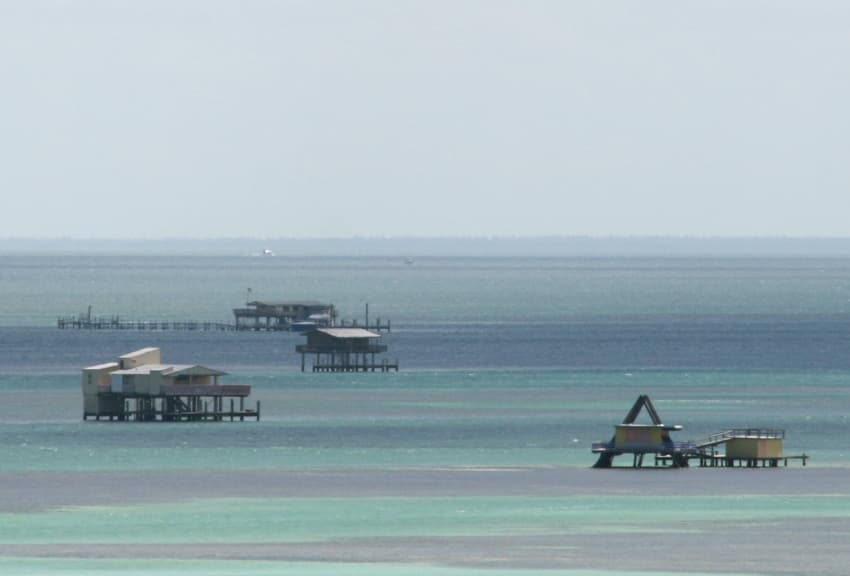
81;348;259;421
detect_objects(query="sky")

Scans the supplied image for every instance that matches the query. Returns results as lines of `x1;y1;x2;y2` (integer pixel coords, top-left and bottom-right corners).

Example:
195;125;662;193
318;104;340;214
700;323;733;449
1;1;848;239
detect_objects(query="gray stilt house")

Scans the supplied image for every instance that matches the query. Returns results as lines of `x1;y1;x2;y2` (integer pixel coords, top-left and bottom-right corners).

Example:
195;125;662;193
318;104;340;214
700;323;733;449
296;327;398;372
232;300;334;331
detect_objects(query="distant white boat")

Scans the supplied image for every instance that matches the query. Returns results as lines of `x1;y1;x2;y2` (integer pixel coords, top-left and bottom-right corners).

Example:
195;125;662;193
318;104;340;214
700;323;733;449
262;248;274;256
290;321;317;333
404;257;414;265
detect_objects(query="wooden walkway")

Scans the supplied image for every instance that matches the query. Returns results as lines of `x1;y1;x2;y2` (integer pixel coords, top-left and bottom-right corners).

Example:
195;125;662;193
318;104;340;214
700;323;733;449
656;453;808;468
59;316;236;331
58;316;390;333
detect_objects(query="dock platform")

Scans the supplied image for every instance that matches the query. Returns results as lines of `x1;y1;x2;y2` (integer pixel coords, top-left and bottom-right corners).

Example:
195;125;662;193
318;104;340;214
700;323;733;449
311;359;399;372
85;394;261;422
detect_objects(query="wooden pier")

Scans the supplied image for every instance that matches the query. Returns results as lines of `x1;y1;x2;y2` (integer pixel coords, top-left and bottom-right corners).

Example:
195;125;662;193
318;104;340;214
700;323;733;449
85;394;261;422
335;318;392;332
58;315;392;333
60;303;392;334
655;452;809;468
334;302;391;333
311;358;399;372
59;315;236;331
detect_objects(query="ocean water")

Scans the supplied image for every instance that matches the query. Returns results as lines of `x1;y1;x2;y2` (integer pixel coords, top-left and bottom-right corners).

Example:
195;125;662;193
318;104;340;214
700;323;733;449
1;249;850;575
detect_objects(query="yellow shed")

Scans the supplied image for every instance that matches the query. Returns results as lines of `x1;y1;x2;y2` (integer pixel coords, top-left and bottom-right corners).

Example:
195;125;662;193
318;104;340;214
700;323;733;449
726;436;784;459
615;424;668;447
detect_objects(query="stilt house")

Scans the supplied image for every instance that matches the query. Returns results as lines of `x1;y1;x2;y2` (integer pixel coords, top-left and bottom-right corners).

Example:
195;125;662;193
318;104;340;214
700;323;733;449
592;395;692;468
232;300;334;331
296;327;397;372
81;348;259;421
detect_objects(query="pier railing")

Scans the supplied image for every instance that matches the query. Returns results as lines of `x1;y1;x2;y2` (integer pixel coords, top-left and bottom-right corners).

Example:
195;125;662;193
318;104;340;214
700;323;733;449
58;315;236;331
592;440;698;454
296;344;389;354
695;428;785;448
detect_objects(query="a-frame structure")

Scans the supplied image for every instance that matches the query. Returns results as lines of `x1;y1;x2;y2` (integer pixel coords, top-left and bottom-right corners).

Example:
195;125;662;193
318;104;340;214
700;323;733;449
592;395;691;468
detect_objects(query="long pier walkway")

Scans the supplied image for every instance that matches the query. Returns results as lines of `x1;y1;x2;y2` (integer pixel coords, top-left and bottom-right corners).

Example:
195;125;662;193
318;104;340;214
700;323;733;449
59;315;236;331
58;315;390;333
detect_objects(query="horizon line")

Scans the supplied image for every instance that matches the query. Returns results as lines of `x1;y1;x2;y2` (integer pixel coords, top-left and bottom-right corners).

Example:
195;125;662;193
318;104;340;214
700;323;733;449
4;235;850;242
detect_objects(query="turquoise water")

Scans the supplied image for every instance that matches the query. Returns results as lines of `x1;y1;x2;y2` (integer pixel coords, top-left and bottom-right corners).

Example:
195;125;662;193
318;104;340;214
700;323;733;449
0;559;754;576
2;251;850;574
1;369;845;472
7;494;850;544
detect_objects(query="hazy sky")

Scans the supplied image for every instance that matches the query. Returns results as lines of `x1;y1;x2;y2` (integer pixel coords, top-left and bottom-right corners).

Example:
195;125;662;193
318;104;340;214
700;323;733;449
2;1;848;239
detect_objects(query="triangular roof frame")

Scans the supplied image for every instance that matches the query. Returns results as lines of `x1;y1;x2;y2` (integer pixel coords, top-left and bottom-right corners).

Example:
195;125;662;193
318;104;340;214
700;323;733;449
593;395;689;469
620;394;663;425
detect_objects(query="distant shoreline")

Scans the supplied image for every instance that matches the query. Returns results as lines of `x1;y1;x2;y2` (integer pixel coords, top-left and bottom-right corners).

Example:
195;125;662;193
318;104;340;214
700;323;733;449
5;236;850;257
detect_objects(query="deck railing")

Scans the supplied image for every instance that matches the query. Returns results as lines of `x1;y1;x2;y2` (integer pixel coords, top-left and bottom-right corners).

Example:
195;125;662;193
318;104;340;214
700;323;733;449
592;440;698;453
696;428;785;448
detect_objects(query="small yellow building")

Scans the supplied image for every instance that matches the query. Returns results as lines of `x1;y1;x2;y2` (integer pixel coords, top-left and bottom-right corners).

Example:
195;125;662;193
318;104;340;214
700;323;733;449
725;435;784;460
614;424;680;448
593;395;691;468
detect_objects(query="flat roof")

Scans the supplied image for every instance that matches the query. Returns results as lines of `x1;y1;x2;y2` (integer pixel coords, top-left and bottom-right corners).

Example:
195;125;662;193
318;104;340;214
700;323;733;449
111;364;226;377
316;328;381;339
170;365;228;377
248;300;330;307
111;364;186;375
83;362;120;371
616;423;682;431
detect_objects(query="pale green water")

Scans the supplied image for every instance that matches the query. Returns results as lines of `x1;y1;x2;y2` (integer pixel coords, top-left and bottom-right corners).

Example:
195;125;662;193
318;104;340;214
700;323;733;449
0;559;752;576
5;495;850;544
